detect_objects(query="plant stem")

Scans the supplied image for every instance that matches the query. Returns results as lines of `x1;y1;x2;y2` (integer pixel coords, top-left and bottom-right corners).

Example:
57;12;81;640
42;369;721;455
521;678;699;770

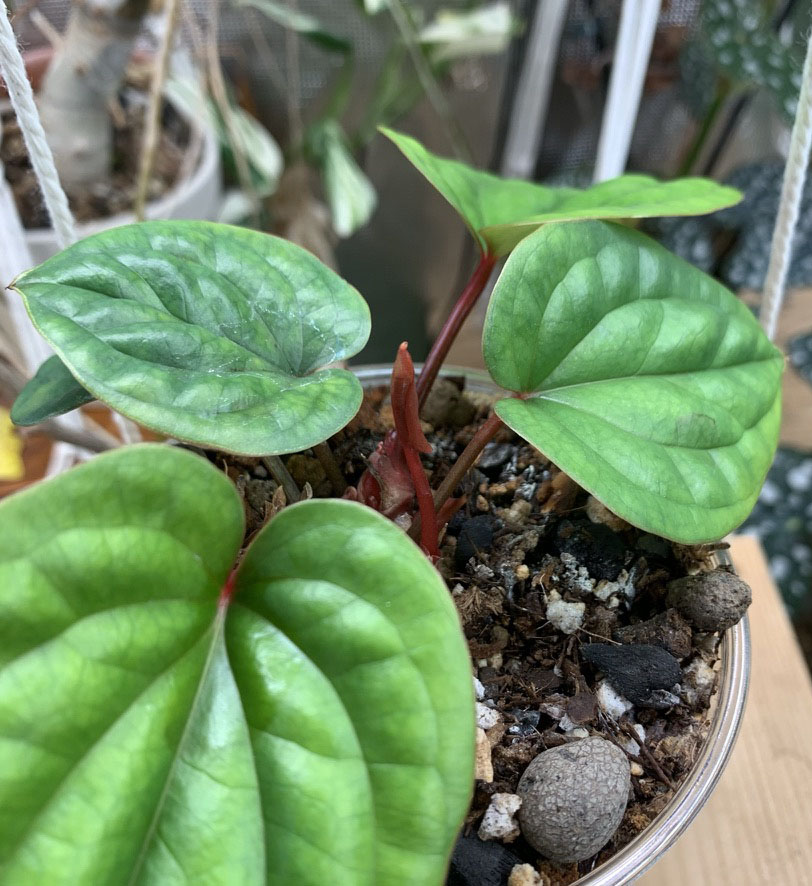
134;0;180;221
416;251;497;410
387;0;473;163
409;410;504;544
204;0;259;217
677;83;728;176
433;411;504;512
313;440;347;495
262;455;300;503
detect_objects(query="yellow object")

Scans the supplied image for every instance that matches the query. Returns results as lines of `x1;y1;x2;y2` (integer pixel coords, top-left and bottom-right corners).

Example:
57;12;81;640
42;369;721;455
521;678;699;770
0;408;23;481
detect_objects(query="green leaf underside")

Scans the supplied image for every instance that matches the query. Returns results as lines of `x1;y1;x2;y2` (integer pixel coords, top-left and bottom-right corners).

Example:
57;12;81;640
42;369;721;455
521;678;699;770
0;445;473;886
12;221;371;455
381;127;741;256
483;221;783;543
11;354;93;425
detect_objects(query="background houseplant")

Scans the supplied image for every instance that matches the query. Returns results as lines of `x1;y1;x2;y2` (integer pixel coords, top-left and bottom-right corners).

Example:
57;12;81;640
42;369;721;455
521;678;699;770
0;128;782;883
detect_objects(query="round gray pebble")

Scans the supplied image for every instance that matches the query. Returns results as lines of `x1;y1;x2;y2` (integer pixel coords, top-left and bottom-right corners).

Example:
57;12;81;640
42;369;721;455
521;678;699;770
666;569;752;632
516;737;630;863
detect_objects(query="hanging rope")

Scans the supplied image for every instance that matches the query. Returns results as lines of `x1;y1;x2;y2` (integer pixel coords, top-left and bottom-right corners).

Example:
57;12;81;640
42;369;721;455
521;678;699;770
761;25;812;342
0;1;76;248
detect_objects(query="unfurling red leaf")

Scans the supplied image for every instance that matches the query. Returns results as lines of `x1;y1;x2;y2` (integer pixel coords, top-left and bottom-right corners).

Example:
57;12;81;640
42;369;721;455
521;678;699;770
11;221;371;455
483;221;783;543
381;127;741;256
0;444;473;885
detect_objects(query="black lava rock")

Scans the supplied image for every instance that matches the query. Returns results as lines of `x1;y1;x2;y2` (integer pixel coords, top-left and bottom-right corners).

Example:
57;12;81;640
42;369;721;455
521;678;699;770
446;833;524;886
477;442;515;475
553;519;628;581
455;515;495;569
581;643;682;707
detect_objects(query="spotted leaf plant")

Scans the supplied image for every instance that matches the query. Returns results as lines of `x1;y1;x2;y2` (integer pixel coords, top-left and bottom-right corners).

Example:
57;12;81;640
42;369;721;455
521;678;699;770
3;130;782;885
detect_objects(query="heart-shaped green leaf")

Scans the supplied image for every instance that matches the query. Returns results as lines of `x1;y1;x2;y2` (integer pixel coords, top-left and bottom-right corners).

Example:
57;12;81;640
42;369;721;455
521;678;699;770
11;221;371;455
11;355;93;425
0;444;473;885
483;221;783;543
381;128;741;256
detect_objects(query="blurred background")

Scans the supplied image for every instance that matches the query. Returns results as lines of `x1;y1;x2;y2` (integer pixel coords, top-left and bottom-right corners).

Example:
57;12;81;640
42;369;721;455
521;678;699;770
1;0;811;662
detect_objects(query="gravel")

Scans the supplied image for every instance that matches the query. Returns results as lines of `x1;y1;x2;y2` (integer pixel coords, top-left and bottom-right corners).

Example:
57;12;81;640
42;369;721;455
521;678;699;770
517;737;631;863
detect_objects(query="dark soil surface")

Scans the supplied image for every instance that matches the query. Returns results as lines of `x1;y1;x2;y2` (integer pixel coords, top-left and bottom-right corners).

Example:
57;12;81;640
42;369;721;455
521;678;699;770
209;379;730;886
1;91;189;227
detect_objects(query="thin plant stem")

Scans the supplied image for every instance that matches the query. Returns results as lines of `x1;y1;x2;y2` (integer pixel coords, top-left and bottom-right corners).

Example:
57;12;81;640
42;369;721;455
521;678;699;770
205;0;259;214
313;440;347;494
283;0;304;149
409;410;504;542
416;252;496;410
432;411;504;513
677;84;728;177
262;455;300;503
134;0;181;220
387;0;473;162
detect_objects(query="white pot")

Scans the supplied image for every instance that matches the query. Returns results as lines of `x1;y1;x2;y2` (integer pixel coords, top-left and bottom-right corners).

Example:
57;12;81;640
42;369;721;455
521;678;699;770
22;117;221;264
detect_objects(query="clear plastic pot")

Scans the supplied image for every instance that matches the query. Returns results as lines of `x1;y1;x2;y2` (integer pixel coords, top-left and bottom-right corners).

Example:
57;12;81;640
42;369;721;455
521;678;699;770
353;364;750;885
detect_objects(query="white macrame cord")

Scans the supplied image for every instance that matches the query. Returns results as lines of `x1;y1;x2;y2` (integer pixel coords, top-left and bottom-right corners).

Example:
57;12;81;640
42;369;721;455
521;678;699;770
0;2;76;248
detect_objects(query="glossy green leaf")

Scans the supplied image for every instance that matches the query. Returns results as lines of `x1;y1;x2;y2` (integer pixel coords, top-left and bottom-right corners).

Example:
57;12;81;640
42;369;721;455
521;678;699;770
418;3;516;63
11;355;93;426
381;127;741;255
231;497;474;884
0;444;474;885
165;78;283;199
235;0;351;54
483;221;783;543
11;221;371;455
308;120;378;238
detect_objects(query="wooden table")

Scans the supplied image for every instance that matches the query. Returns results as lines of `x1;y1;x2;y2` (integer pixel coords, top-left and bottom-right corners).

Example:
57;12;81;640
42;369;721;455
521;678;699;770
638;535;812;885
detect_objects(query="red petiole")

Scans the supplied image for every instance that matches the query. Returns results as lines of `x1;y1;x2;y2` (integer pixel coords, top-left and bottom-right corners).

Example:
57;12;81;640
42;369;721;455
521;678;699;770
415;251;497;409
354;251;502;558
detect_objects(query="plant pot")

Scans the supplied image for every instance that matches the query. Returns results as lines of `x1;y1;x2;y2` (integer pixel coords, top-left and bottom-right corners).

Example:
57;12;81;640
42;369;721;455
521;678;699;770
354;363;750;886
1;47;222;264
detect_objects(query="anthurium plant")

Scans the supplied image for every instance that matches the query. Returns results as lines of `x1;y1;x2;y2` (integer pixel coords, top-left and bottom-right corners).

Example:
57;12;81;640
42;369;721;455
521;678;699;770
3;129;782;884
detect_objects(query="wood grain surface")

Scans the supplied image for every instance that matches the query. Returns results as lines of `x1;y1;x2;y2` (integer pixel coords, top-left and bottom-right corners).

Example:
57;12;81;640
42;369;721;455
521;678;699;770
638;535;812;885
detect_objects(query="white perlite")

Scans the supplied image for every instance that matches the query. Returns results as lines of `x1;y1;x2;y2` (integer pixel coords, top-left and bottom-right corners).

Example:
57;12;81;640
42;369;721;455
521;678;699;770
622;723;646;756
478;792;522;842
546;591;585;634
476;702;501;730
508;864;547;886
473;676;486;700
597;679;634;719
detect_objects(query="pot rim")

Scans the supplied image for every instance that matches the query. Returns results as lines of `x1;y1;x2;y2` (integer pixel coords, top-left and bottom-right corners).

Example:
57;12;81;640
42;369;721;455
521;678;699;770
1;46;220;241
352;362;750;886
